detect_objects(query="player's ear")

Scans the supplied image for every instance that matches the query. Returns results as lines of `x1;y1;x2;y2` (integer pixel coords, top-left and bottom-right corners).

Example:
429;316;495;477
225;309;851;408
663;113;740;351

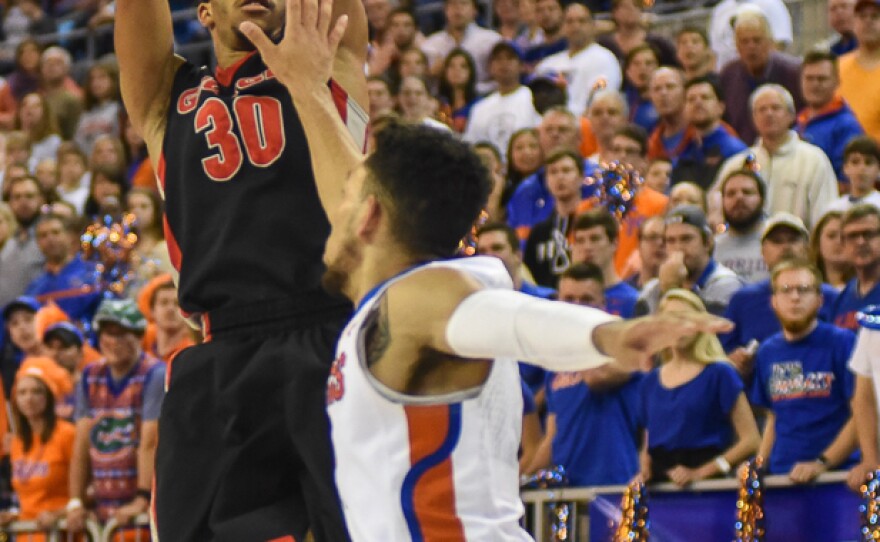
197;2;214;30
355;195;383;242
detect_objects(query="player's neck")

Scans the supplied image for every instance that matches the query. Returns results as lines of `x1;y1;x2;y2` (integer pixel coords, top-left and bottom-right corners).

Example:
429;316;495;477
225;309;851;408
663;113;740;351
351;248;425;306
214;45;256;71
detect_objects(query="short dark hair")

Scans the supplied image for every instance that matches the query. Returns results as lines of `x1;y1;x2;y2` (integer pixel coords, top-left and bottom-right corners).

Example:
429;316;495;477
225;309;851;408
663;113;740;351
477;221;519;251
802;49;838;72
544;148;584;175
364;124;491;257
684;75;725;102
624;43;659;73
614;124;648;156
473;141;502;164
561;262;605;286
844;135;880;164
676;26;709;45
720;168;767;202
367;75;393;94
388;6;416;22
842;202;880;228
573;208;619;243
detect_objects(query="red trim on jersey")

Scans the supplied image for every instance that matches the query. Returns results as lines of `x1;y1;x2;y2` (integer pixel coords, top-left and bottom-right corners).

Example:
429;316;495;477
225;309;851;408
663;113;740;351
404;406;466;541
163;214;183;273
157;151;167;192
267;537;296;542
215;51;257;87
202;313;213;343
328;79;349;122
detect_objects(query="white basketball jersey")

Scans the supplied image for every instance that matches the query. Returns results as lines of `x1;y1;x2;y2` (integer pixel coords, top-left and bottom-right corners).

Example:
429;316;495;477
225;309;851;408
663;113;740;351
327;256;533;542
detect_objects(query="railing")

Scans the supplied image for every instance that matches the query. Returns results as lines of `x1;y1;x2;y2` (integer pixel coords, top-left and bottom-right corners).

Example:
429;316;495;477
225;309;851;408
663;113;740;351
521;471;859;541
0;514;149;542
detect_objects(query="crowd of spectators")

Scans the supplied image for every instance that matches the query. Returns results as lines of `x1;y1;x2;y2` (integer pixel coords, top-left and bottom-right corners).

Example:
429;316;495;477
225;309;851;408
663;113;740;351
0;0;878;534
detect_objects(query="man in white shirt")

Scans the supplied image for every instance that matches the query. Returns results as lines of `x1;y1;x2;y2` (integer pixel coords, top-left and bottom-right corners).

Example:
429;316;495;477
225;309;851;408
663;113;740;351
421;0;502;94
464;42;541;156
829;136;880;212
533;3;621;117
710;0;793;69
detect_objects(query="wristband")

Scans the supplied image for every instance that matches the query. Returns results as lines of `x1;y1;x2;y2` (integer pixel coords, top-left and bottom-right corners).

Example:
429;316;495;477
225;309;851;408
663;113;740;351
715;455;732;474
135;489;151;502
817;454;829;467
66;498;83;512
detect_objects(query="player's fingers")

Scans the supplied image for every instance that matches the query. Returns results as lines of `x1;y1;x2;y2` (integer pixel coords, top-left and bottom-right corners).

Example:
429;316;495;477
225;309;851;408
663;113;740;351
239;21;275;58
285;0;301;31
302;0;318;30
317;0;334;35
328;14;348;54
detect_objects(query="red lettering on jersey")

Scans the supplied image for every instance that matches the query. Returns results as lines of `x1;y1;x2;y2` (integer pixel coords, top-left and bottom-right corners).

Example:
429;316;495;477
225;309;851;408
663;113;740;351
177;76;221;115
233;96;286;167
327;352;346;405
194;98;244;182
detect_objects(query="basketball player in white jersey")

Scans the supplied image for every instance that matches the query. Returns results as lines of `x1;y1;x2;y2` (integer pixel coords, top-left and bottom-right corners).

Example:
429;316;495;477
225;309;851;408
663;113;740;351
242;5;732;540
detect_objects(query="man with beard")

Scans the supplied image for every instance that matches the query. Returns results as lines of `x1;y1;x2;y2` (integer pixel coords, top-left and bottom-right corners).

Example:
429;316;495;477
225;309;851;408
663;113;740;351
0;177;45;308
721;213;840;378
243;5;734;537
524;0;567;69
831;204;880;330
751;259;858;482
115;0;368;535
671;76;747;190
714;169;768;282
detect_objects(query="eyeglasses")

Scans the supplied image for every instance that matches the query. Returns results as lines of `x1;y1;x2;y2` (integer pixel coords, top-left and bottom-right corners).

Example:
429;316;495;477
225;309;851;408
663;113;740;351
843;229;880;243
773;284;819;296
640;234;664;244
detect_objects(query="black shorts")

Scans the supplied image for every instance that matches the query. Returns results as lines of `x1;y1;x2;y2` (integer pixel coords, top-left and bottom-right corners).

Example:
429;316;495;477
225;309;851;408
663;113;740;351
154;298;351;542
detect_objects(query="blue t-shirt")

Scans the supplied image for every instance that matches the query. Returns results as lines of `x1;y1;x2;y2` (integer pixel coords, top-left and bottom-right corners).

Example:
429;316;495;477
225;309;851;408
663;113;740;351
749;323;857;474
605;281;639;318
720;279;840;352
546;371;642;486
25;255;103;323
520;281;555;299
662;130;686;164
521;379;536;415
639;362;742;453
831;278;880;331
517;281;555;393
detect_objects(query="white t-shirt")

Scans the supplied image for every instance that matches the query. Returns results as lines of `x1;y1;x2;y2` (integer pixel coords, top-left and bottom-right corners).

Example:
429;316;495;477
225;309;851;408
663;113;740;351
849;327;880;445
534;42;622;117
827;190;880;213
710;0;794;70
463;86;541;155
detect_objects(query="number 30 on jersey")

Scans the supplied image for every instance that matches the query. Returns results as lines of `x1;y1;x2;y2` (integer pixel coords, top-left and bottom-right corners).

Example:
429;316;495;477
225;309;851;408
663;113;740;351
194;96;286;181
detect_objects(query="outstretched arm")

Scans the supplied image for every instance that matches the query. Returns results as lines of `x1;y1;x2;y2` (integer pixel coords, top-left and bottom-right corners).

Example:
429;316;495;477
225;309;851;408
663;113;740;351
331;0;368;108
115;0;184;160
241;0;362;215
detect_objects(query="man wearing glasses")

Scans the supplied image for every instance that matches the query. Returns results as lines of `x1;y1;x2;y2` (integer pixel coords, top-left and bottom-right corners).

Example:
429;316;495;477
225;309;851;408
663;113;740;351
831;204;880;330
751;259;858;482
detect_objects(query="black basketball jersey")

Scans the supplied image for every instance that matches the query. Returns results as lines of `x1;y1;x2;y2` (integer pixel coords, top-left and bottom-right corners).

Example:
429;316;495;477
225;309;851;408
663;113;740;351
160;53;367;318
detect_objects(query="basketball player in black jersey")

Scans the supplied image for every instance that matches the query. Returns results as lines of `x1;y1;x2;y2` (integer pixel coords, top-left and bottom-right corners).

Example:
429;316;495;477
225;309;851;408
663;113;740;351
113;0;366;538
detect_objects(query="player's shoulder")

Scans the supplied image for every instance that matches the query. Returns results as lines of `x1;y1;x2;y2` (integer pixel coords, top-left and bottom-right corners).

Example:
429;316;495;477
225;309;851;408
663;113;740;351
392;256;512;295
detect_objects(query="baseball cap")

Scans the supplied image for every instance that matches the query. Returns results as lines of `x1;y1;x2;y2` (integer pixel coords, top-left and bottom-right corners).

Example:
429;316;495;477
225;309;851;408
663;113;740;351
43;321;84;348
526;70;567;91
855;0;880;12
761;212;809;242
3;296;40;321
665;205;711;235
489;41;524;61
93;298;147;334
15;356;73;400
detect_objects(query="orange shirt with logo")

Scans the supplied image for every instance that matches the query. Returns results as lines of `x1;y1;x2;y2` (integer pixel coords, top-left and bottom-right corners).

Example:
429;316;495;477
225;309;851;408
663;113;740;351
11;420;75;520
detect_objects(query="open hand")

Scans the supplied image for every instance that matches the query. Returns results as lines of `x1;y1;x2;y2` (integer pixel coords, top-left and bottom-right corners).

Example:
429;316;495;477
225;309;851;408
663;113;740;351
593;311;733;371
239;0;348;95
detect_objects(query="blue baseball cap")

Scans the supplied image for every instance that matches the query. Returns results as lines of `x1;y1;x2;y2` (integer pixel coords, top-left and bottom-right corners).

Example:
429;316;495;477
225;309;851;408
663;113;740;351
43;321;84;347
2;296;40;321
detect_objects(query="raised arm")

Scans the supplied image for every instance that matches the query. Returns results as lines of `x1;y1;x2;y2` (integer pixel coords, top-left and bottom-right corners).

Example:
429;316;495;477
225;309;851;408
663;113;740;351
241;0;363;214
115;0;184;159
331;0;369;108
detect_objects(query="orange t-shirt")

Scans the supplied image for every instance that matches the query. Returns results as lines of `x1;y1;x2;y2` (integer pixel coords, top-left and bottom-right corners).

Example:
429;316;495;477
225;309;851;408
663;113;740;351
839;52;880;141
579;117;599;158
574;186;668;273
11;420;75;520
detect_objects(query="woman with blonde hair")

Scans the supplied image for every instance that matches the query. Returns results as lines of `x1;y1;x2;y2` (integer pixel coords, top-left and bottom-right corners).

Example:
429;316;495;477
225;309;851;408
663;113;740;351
637;288;760;486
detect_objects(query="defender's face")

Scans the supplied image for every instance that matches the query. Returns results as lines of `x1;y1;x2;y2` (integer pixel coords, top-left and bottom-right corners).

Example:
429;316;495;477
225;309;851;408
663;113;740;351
323;163;369;298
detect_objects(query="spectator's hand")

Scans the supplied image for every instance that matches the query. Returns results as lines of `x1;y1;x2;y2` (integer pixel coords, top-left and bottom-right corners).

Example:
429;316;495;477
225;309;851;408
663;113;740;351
728;347;755;376
594;312;733;372
239;0;349;94
666;465;709;488
658;251;687;292
36;510;60;529
66;506;86;532
113;497;148;526
789;460;826;484
847;461;876;493
0;510;17;525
